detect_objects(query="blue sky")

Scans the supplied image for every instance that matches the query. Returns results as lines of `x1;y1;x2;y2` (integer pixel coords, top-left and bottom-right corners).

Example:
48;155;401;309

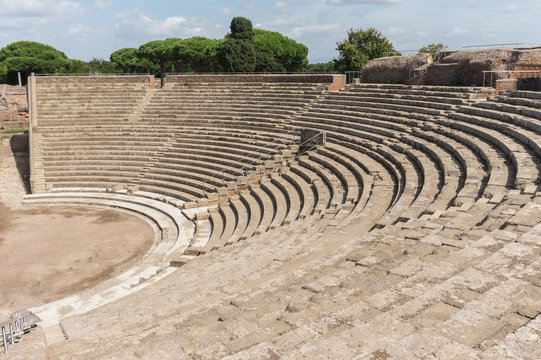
0;0;540;63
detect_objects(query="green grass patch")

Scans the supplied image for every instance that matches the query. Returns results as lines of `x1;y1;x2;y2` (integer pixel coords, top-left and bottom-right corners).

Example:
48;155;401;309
1;129;28;134
0;129;28;143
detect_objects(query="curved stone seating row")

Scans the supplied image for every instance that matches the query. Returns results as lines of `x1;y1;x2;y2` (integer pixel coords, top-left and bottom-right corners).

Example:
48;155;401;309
286;85;532;230
35;81;149;126
27;80;541;358
21;189;199;324
299;89;518;199
139;81;326;128
223;195;541;359
38;124;299;200
290;118;447;224
180;136;406;256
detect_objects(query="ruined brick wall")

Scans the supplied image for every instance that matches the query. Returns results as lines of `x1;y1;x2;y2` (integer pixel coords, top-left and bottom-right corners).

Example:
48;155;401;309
427;48;541;86
360;54;432;84
0;85;28;129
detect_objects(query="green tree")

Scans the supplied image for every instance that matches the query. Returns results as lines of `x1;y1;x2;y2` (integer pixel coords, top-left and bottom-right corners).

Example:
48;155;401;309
304;61;335;73
110;48;159;74
174;37;224;73
253;29;308;72
221;17;256;72
65;59;90;74
87;58;117;73
230;17;255;41
0;41;69;84
138;39;180;86
0;63;7;83
333;28;397;73
418;43;447;59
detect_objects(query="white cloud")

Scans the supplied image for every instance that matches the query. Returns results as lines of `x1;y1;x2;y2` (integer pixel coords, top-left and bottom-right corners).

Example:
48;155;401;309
387;27;405;35
0;0;82;16
289;24;340;38
264;17;308;28
274;2;290;13
327;0;401;5
0;0;82;30
219;7;231;17
113;9;207;40
448;26;468;36
416;31;428;37
64;24;93;38
94;0;112;11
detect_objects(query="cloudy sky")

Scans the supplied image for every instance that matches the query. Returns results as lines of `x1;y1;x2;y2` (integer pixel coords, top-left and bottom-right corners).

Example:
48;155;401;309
0;0;539;63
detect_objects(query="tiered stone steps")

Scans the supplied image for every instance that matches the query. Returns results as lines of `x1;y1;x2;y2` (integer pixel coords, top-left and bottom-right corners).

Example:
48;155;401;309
25;79;541;359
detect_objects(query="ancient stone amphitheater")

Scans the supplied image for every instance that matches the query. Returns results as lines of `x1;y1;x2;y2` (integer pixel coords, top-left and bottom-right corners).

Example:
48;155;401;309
9;74;541;358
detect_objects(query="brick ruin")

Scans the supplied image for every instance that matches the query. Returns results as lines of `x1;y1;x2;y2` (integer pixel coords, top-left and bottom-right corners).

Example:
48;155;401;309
0;85;28;130
361;47;541;89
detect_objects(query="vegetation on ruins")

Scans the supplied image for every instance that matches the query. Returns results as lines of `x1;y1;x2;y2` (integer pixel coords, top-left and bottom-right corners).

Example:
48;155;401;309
221;17;257;72
0;41;69;84
418;42;447;59
333;27;397;72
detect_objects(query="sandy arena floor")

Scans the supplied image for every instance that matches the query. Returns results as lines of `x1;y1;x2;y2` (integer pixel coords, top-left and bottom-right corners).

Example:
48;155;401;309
0;135;155;319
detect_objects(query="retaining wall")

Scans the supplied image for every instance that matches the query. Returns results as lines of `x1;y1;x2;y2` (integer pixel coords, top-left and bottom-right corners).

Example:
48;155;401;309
167;74;346;91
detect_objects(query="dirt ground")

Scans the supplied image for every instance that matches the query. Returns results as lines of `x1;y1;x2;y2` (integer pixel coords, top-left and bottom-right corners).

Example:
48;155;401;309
0;135;155;319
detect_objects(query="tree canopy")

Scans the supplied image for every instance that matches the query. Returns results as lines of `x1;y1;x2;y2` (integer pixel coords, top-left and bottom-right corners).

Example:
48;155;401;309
418;43;447;59
110;48;159;74
254;29;308;72
174;37;224;73
0;41;69;84
221;17;256;72
333;28;397;72
230;17;255;42
138;38;181;85
0;17;345;84
304;61;335;73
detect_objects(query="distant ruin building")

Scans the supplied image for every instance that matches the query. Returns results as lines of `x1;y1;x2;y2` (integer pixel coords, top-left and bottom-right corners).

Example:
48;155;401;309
361;47;541;89
360;53;432;84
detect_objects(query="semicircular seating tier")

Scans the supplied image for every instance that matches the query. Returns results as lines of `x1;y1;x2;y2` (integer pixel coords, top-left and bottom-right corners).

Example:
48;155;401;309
23;75;541;358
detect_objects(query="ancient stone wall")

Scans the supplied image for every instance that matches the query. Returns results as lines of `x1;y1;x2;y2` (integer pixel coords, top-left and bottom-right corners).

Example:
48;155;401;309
426;48;541;86
360;54;432;84
34;75;153;86
362;48;541;86
167;74;346;90
0;85;28;129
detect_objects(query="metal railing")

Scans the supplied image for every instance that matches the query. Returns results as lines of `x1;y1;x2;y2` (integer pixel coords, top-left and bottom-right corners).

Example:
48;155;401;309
202;128;300;196
385;50;417;56
1;310;38;353
463;43;541;50
409;68;429;79
482;70;541;87
345;71;360;84
202;130;325;198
